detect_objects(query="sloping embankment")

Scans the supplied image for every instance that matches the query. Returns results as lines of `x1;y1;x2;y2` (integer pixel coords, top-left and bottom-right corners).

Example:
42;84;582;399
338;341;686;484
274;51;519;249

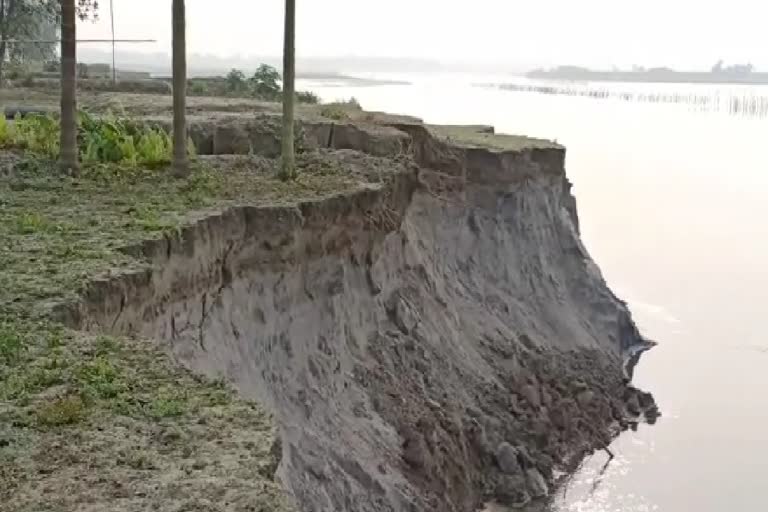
61;121;657;511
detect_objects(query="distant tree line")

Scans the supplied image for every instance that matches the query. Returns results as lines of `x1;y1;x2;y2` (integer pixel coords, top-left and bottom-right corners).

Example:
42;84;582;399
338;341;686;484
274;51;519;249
711;60;754;75
532;61;759;77
0;0;98;83
187;64;318;104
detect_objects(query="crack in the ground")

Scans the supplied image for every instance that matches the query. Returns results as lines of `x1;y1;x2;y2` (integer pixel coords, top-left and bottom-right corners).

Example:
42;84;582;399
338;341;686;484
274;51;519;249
110;294;126;331
197;241;235;351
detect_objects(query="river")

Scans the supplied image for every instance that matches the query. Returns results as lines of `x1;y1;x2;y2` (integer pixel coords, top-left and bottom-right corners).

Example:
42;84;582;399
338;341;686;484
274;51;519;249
301;72;768;512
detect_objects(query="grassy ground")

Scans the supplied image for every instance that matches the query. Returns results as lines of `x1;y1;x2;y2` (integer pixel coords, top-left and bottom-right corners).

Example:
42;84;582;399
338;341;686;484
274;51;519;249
0;150;372;511
2;88;557;152
429;124;560;151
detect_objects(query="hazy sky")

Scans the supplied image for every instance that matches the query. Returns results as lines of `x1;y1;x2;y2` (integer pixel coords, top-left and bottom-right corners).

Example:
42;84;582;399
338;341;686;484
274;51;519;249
79;0;766;70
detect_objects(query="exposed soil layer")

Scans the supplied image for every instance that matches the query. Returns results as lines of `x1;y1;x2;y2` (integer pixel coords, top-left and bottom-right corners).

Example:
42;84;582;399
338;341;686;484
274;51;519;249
59;118;658;511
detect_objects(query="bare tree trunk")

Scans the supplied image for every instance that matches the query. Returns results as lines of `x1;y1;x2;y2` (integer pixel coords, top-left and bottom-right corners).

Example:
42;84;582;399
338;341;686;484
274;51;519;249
59;0;78;175
0;40;7;86
279;0;296;180
0;0;13;86
109;0;116;85
171;0;188;177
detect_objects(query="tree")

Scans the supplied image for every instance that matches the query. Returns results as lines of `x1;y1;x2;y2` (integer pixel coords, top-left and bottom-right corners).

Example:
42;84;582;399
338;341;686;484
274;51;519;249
279;0;295;180
0;0;97;83
225;68;246;93
59;0;78;174
249;64;280;99
171;0;188;177
0;0;56;83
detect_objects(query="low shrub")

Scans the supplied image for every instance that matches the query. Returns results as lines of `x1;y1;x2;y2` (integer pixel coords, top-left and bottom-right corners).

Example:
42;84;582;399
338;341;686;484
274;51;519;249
2;111;191;168
296;90;320;104
319;98;363;120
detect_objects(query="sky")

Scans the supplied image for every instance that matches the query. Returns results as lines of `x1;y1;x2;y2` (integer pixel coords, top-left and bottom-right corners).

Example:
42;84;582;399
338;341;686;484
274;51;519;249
78;0;767;71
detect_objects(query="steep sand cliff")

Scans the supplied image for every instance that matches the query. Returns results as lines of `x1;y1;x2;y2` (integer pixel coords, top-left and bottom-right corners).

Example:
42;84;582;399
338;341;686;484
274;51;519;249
59;116;658;511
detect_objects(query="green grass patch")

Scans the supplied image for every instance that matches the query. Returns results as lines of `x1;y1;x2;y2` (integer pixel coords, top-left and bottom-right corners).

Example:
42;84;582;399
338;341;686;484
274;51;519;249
77;357;125;400
35;395;87;426
0;322;26;363
0;140;372;511
0;111;194;167
119;448;158;470
148;391;188;419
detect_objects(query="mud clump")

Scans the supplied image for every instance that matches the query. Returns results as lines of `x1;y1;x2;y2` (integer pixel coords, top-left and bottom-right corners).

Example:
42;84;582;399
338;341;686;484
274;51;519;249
369;334;656;509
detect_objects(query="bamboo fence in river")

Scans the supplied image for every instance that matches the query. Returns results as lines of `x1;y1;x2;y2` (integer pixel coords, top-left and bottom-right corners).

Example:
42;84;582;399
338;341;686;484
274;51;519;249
478;82;768;118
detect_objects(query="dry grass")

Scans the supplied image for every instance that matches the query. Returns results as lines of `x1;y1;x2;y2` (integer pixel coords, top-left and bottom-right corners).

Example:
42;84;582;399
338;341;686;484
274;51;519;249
429;124;560;151
0;149;383;511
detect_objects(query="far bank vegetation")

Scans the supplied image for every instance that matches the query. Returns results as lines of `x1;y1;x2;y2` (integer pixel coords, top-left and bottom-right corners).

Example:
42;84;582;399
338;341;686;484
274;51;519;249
188;64;319;104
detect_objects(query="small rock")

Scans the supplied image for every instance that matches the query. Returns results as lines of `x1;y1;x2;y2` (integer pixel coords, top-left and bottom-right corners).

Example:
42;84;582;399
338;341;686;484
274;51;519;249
526;468;549;498
305;457;329;480
549;404;570;430
516;445;535;469
495;442;522;475
495;475;531;507
426;398;442;410
541;388;553;408
571;379;588;391
521;384;541;409
465;405;482;418
402;430;428;469
637;391;655;409
394;297;419;334
576;390;595;408
645;405;661;424
625;394;641;416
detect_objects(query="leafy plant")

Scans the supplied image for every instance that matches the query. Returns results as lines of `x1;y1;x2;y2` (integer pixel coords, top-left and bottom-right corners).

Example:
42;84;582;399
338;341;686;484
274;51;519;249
135;128;173;166
14;211;49;234
121;449;158;470
11;114;59;158
249;64;281;99
226;68;247;93
2;110;186;170
341;97;362;109
189;81;208;95
80;113;135;164
36;395;87;426
296;90;320;104
319;106;348;120
77;357;125;399
148;391;187;419
0;322;25;363
319;98;363;120
0;115;10;146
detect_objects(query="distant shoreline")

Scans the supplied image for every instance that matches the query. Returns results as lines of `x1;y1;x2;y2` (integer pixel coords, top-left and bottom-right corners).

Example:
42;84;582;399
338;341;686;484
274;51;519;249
527;69;768;86
149;71;410;87
295;72;410;86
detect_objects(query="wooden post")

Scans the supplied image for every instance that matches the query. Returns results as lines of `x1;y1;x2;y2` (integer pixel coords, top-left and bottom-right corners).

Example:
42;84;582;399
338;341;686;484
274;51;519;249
171;0;188;177
59;0;79;175
279;0;296;180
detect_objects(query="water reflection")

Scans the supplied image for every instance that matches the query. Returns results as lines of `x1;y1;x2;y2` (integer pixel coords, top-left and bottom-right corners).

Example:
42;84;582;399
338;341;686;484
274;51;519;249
478;81;768;118
548;444;659;512
485;429;660;512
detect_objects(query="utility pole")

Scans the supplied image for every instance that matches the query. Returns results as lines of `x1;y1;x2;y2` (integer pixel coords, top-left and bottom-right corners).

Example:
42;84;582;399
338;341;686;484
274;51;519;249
110;0;116;84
